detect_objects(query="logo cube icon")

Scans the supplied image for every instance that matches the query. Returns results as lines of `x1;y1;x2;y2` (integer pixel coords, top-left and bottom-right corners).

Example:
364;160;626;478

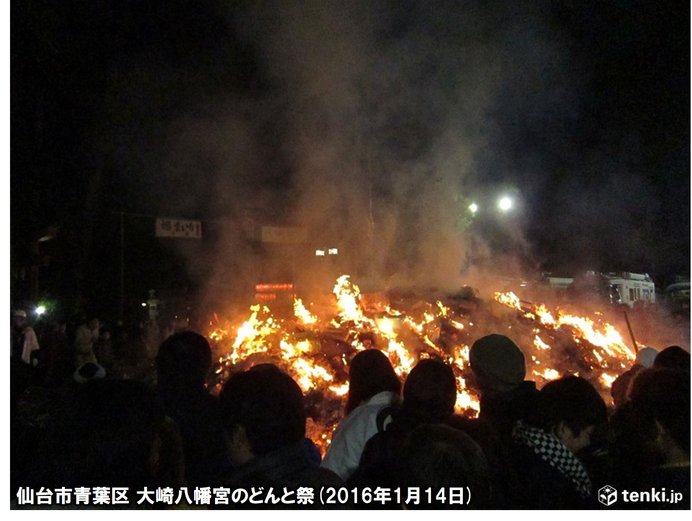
598;485;618;506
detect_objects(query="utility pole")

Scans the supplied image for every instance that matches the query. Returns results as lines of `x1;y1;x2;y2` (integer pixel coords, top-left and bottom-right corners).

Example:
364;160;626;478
119;211;125;321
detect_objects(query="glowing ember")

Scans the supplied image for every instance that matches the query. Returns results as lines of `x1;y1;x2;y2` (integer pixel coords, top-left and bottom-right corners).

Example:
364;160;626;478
599;372;617;388
493;291;523;311
333;275;371;326
290;358;334;392
533;368;561;381
280;338;314;358
494;291;637;389
455;375;481;414
293;298;318;325
328;382;350;397
386;338;416;377
533;335;551;351
375;316;398;337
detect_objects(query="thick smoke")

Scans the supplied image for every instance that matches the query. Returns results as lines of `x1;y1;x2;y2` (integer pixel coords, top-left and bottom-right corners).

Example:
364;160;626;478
12;0;687;352
181;0;574;303
106;1;683;311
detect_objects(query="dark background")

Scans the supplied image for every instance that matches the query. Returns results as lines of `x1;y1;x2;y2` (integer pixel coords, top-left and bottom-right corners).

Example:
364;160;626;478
11;0;690;320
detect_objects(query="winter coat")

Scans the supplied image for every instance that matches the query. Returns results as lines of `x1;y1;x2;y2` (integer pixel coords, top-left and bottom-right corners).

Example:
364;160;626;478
321;390;399;481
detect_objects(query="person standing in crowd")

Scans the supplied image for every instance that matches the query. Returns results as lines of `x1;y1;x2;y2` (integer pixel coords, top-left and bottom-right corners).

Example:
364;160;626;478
653;345;690;371
609;346;690;497
218;363;344;507
11;309;40;367
511;375;607;508
460;334;540;507
622;368;690;509
39;317;71;386
349;357;457;489
611;346;658;408
399;424;492;509
94;326;115;372
321;349;401;481
58;378;185;495
10;309;42;414
468;334;539;442
156;331;228;486
73;317;100;370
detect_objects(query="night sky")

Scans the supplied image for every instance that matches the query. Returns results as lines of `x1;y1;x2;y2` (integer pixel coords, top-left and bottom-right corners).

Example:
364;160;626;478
10;0;690;314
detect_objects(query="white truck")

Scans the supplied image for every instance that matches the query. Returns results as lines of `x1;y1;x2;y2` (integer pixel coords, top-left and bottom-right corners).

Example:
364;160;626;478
603;272;656;307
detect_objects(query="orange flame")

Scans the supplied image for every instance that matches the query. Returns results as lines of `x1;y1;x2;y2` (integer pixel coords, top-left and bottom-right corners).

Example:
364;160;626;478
293;298;318;325
209;278;640;454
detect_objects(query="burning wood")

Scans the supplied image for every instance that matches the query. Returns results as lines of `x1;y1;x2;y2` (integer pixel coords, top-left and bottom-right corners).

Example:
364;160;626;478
208;277;640;455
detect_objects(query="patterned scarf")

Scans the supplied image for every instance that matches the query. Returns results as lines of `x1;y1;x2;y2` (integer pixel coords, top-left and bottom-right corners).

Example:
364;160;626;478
513;420;592;498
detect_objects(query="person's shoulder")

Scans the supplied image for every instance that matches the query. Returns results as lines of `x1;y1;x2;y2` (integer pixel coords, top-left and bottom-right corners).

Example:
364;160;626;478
361;391;399;411
510;443;590;508
348;398;392;430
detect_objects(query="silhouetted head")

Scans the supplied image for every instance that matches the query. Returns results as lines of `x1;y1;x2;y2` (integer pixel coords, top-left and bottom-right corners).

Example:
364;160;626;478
157;331;212;390
403;358;456;421
219;364;306;460
346;349;400;414
12;309;27;329
469;334;526;394
400;423;491;508
532;375;607;454
629;367;690;460
653;345;690;371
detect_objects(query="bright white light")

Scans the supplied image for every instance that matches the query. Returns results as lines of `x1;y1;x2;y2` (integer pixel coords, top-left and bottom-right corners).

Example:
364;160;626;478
468;202;478;214
498;196;513;212
35;305;46;316
328;248;338;255
141;302;147;307
315;249;326;257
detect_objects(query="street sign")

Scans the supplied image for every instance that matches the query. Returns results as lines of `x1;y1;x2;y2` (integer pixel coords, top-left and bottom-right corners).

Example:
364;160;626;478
155;218;202;239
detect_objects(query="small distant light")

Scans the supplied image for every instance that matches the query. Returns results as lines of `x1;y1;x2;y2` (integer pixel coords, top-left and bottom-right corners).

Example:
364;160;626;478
328;248;338;255
315;249;326;256
468;202;478;214
498;196;513;212
141;302;147;307
35;305;46;316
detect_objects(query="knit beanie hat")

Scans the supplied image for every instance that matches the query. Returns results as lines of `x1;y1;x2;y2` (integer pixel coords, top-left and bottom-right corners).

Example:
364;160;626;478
470;334;526;393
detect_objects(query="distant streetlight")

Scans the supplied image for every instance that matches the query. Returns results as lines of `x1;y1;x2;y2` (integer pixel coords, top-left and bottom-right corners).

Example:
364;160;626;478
468;202;478;214
35;305;46;316
498;196;513;212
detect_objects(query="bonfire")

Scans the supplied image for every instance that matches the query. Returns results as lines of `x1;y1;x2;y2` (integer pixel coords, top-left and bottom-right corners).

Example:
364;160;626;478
207;275;637;454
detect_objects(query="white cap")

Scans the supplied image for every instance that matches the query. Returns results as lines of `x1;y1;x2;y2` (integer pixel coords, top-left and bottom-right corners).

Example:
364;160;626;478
636;347;658;368
12;309;27;318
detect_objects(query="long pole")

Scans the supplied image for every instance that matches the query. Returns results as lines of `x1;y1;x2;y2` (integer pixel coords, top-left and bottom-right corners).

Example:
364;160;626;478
119;211;125;321
623;310;639;354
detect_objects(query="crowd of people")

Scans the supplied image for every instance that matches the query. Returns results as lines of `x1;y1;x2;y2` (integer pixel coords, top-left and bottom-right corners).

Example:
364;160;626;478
9;309;691;510
10;307;189;391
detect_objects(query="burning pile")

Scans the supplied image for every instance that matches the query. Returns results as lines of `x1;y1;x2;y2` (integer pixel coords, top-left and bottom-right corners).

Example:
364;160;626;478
493;291;634;389
207;275;636;454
